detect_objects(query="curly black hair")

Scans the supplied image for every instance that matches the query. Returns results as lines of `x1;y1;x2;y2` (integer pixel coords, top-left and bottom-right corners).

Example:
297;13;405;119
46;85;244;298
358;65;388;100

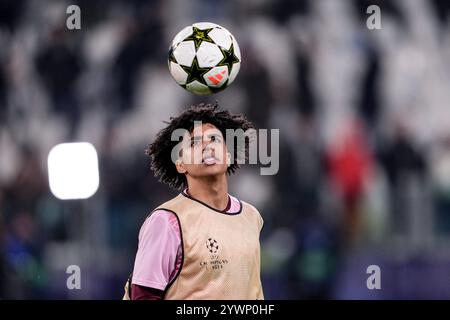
145;102;255;190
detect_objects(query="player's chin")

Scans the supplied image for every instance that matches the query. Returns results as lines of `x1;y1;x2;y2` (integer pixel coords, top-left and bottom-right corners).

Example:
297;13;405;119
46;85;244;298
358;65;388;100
199;163;227;175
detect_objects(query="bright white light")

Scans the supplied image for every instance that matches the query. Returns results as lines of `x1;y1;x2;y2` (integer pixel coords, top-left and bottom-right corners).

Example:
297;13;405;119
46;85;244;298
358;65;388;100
48;142;99;200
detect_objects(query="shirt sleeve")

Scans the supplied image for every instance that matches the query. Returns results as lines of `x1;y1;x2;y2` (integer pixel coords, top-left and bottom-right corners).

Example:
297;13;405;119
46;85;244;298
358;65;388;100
131;209;181;291
131;284;164;300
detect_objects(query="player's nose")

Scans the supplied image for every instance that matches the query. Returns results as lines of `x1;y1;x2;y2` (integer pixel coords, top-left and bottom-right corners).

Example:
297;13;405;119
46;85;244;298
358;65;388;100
202;138;214;149
202;141;215;154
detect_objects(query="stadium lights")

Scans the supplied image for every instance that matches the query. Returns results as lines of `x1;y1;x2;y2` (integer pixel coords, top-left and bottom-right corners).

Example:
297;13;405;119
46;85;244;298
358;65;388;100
47;142;100;200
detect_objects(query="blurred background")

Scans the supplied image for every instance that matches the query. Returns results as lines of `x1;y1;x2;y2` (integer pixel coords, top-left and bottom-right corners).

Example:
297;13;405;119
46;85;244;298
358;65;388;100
1;0;450;299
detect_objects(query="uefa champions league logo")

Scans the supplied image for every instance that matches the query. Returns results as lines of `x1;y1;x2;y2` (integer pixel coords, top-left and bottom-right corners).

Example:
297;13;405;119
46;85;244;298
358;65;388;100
200;238;228;271
206;238;219;254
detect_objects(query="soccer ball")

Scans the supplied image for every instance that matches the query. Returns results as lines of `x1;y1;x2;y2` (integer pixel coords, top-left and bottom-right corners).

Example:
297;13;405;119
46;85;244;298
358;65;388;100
168;22;241;95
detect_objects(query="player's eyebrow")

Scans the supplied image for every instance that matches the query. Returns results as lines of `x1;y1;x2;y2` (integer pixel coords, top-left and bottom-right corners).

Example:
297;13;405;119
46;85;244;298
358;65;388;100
190;131;222;140
206;132;222;139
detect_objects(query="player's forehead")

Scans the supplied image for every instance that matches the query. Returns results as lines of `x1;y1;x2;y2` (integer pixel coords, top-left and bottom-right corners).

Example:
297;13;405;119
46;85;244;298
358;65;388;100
185;123;223;138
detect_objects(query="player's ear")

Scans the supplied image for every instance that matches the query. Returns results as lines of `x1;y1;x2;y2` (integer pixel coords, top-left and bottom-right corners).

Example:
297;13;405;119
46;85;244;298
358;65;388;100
175;159;187;174
226;152;231;167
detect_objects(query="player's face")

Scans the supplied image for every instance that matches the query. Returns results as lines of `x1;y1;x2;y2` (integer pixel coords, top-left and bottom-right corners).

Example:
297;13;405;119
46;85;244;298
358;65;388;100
177;123;230;178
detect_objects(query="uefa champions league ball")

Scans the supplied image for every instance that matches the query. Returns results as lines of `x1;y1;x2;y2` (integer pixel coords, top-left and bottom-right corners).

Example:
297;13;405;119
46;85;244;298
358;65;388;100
168;22;241;95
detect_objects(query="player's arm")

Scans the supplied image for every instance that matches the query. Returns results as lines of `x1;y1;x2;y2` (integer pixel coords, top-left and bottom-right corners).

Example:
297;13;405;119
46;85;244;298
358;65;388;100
130;210;181;300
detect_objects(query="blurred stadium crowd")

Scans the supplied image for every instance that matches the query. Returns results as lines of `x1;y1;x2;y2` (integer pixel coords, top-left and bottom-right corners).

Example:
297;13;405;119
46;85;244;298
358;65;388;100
1;0;450;299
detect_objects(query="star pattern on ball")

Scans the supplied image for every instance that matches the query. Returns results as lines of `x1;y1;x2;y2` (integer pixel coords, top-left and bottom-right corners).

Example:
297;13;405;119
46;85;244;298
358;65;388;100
183;26;215;50
181;56;210;86
218;41;240;75
206;238;219;254
168;45;177;64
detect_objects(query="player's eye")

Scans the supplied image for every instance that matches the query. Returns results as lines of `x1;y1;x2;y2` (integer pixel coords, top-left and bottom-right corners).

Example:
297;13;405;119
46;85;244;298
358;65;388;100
211;135;221;143
191;138;202;147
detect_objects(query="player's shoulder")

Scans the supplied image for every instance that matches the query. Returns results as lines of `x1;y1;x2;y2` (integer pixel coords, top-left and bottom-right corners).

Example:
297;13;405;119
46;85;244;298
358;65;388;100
147;208;176;220
238;199;264;230
239;199;260;214
139;207;180;239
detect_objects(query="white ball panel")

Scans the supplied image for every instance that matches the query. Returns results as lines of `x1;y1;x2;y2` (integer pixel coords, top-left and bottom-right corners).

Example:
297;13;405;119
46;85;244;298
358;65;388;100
231;36;241;60
173;41;196;67
196;42;223;68
169;62;188;85
208;28;232;50
186;81;212;95
227;62;240;85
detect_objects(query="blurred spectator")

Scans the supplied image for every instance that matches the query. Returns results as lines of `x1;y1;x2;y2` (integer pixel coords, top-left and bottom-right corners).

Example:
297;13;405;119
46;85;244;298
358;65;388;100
358;46;381;128
35;26;82;137
0;64;6;125
0;0;26;33
430;0;450;25
378;123;427;237
112;1;164;114
239;44;272;128
431;136;450;235
326;119;373;246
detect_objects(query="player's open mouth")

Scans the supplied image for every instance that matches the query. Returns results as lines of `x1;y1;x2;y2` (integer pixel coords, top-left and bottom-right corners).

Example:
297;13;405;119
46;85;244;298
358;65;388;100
202;156;218;165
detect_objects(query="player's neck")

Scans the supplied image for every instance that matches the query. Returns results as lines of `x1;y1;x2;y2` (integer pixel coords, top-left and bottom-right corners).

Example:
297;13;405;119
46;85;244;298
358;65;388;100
186;175;228;211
